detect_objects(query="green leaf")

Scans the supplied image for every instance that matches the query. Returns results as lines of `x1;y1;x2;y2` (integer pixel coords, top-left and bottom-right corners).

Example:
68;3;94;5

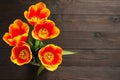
35;40;41;48
27;34;34;47
62;50;77;55
27;39;33;47
30;56;36;64
37;64;45;76
35;40;44;52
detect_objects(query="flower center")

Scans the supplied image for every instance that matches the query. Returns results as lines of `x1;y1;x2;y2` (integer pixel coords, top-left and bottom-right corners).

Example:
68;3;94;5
32;17;39;22
38;28;48;38
44;52;54;62
19;49;29;60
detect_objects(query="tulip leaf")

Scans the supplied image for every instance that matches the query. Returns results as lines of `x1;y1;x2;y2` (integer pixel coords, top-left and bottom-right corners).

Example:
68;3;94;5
62;50;77;55
35;40;44;52
37;65;45;76
27;34;34;47
27;39;33;47
35;40;41;48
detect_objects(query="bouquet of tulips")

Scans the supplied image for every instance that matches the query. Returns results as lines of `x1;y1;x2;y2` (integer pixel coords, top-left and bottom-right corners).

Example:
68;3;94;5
2;2;76;75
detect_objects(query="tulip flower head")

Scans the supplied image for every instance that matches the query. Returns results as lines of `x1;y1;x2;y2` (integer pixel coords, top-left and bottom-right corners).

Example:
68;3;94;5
10;42;32;66
38;44;62;71
24;2;50;25
32;20;60;40
2;19;29;46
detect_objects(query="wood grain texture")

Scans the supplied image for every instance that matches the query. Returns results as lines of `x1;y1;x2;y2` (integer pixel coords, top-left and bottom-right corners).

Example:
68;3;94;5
0;0;120;18
2;31;120;49
1;49;120;67
62;50;120;66
45;0;120;15
0;0;120;80
12;0;120;15
0;66;120;80
38;66;120;80
1;15;120;32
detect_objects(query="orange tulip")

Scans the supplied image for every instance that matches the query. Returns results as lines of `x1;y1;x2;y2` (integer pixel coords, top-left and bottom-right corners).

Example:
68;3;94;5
2;19;29;46
10;42;32;66
38;44;62;71
24;2;50;25
32;20;60;40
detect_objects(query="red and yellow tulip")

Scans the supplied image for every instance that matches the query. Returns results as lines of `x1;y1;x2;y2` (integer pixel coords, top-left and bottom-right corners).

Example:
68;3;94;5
24;2;50;25
10;42;32;66
2;19;29;46
38;44;62;71
32;20;60;40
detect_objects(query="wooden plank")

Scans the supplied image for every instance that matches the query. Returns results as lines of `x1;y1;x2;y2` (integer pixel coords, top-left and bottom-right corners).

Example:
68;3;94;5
51;15;120;32
45;0;120;15
47;39;120;49
38;66;120;80
15;0;120;15
44;31;120;49
1;31;120;49
0;66;120;80
1;49;120;67
0;0;120;15
1;15;120;32
58;31;120;40
0;64;38;80
62;50;120;66
0;48;12;66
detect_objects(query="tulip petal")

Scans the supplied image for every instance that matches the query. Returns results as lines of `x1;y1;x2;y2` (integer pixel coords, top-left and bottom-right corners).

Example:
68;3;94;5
45;65;58;71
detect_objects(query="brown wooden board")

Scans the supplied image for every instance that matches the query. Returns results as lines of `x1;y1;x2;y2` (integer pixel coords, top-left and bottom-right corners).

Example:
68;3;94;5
1;49;120;67
0;0;120;80
0;66;120;80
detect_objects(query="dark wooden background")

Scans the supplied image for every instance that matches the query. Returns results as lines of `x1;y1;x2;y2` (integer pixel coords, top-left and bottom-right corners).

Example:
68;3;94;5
0;0;120;80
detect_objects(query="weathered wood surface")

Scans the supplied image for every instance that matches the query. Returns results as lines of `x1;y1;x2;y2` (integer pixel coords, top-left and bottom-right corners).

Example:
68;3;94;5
0;0;120;80
1;49;120;67
1;65;120;80
1;0;120;15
